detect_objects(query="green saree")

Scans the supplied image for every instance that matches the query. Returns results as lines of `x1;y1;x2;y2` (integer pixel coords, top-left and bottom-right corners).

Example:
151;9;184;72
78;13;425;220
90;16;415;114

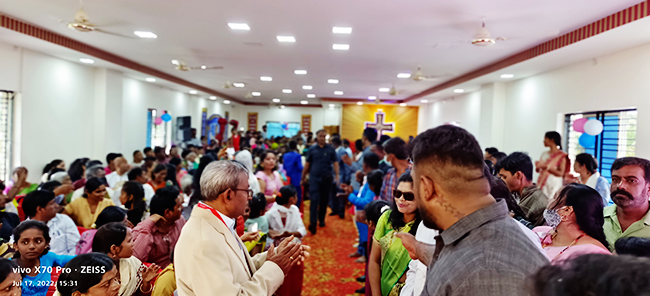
373;210;414;296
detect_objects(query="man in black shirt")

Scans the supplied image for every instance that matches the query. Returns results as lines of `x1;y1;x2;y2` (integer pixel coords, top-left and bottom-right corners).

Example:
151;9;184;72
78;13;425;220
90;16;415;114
302;130;339;234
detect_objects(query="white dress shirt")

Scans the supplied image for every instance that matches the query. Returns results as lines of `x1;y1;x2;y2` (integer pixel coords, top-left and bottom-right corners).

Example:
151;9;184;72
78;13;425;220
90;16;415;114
105;171;128;188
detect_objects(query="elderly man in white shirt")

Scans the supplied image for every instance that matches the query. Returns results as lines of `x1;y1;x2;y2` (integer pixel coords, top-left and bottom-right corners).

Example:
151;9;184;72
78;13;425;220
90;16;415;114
105;157;130;188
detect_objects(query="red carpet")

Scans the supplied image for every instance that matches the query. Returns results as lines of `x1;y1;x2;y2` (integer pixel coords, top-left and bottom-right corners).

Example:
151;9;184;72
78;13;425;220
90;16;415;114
301;201;365;296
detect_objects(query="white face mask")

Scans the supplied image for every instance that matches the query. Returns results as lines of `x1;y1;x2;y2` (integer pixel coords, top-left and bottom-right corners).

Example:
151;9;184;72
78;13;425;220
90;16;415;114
384;155;392;167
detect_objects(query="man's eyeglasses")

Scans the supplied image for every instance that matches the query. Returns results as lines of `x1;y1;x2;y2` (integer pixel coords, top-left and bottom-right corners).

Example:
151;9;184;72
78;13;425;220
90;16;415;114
393;190;415;201
232;188;254;198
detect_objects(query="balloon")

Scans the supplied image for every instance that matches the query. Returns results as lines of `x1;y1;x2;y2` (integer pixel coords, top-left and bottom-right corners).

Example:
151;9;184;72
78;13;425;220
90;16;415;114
572;118;588;133
161;113;172;122
154;117;163;125
579;133;596;148
584;119;604;136
281;123;287;130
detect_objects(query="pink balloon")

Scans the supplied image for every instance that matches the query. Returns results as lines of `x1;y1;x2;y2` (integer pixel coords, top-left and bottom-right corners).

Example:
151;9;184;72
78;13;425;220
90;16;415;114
155;117;163;125
573;118;588;133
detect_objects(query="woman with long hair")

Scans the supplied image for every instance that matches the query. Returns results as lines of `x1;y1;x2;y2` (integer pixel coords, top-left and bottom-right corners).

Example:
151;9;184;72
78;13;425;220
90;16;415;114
535;131;570;199
76;206;130;255
56;253;121;296
255;151;283;206
119;181;147;226
369;172;421;296
533;183;611;264
68;157;90;183
148;164;168;192
63;178;116;228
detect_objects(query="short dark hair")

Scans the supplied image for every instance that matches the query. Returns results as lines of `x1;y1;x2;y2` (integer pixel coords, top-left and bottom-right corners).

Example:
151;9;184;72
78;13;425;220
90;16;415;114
95;206;127;229
529;254;650;296
364;200;390;225
150;186;180;216
154;146;164;155
355;139;363;152
331;137;342;146
92;222;128;254
133;150;141;157
398;170;413;183
363;153;380;170
363;128;378;143
491;152;507;163
22;190;55;218
277;185;297;205
106;153;121;164
615;237;650;258
289;140;298;151
372;141;384;152
57;253;115;296
0;259;17;286
127;167;144;181
39;181;62;192
13;220;51;258
611;157;650;183
485;147;499;155
249;193;267;219
575;153;598;174
84;178;107;198
383;137;408;160
169;157;182;166
143;147;152;154
497;152;534;181
544;131;562;149
367;170;385;196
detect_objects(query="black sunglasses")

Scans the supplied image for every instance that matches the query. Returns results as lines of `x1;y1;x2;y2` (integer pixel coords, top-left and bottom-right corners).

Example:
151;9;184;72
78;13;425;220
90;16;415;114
393;190;415;201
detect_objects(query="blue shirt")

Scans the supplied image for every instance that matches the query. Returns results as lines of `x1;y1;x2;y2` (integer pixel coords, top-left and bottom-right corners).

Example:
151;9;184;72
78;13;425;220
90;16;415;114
306;144;337;183
283;151;303;186
16;251;74;296
336;147;353;184
348;183;376;210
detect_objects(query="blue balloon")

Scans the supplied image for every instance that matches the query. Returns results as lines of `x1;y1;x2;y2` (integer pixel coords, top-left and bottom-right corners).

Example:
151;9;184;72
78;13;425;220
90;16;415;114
281;123;287;129
161;113;172;122
579;133;596;148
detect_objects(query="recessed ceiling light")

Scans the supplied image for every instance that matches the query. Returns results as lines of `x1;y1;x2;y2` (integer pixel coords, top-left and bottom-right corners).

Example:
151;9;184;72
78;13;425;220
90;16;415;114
329;106;334;110
334;91;344;95
272;98;281;103
189;90;198;95
223;100;231;104
329;104;335;107
79;58;94;64
379;88;390;92
399;103;407;107
294;70;307;75
302;85;313;90
332;44;350;50
500;73;515;79
307;94;316;98
397;73;411;79
277;36;296;43
171;59;180;65
420;99;428;103
282;89;292;94
454;89;464;93
133;31;157;39
327;79;339;84
368;96;377;100
201;65;207;70
280;105;286;109
332;27;352;34
260;76;273;82
357;101;363;105
228;23;250;30
145;77;156;82
233;82;245;88
209;96;217;100
301;100;308;105
251;92;261;96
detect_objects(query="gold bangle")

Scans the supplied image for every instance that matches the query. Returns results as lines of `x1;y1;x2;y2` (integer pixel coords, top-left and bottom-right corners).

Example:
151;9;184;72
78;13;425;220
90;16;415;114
140;283;153;293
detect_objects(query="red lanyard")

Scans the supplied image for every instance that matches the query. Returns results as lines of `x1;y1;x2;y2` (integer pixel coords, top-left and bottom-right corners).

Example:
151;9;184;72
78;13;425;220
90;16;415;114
197;202;227;227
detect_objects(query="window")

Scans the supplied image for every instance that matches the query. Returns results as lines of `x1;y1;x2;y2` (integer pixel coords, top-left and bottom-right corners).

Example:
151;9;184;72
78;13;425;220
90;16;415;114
565;109;637;182
146;109;172;151
0;91;14;181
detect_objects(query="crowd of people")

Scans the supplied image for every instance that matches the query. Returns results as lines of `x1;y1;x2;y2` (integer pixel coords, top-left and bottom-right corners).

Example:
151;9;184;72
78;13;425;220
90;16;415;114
0;123;650;296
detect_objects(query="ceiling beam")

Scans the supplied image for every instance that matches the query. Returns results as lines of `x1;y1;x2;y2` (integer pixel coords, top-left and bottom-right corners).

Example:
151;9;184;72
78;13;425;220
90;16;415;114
0;13;245;104
403;0;650;103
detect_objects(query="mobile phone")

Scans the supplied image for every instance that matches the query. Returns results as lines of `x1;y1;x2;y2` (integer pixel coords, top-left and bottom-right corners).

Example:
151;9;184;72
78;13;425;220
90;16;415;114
226;147;235;159
249;223;258;233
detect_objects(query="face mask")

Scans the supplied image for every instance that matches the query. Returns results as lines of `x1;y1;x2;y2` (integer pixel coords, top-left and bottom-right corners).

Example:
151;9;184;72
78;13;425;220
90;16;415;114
384;155;392;167
543;209;562;229
254;157;261;165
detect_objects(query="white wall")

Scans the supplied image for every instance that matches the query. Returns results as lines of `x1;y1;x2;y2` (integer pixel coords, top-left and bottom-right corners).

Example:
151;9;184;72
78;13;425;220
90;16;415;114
231;105;341;132
419;41;650;164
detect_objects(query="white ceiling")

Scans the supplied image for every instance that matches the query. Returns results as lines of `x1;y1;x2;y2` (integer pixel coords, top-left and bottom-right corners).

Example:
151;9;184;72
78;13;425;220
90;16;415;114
0;0;643;104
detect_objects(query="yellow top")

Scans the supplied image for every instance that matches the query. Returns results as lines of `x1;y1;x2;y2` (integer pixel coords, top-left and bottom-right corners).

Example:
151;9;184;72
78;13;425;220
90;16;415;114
152;264;176;296
64;197;115;228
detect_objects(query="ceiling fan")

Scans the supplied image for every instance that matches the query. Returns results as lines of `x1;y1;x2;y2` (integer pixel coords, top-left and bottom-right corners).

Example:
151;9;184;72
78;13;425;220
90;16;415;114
471;22;507;47
172;60;223;71
411;66;453;82
62;2;133;38
388;84;409;96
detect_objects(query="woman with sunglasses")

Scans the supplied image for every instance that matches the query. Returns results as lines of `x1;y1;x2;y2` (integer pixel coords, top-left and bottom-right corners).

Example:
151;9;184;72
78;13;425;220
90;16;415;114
369;171;421;296
533;183;611;264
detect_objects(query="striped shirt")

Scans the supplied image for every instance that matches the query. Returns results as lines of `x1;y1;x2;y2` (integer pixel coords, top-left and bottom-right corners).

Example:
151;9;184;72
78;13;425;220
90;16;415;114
378;164;412;203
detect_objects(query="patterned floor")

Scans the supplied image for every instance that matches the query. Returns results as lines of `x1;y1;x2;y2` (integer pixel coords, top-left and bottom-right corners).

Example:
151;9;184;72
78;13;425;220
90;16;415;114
301;201;365;296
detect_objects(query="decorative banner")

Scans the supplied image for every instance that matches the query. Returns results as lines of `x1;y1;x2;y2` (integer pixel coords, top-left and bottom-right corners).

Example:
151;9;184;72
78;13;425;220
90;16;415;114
342;104;418;142
248;112;258;131
301;115;312;134
201;108;208;138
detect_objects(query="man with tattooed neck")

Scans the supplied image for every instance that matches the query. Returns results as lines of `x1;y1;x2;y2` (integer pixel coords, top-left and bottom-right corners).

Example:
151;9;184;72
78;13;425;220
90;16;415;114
396;126;548;296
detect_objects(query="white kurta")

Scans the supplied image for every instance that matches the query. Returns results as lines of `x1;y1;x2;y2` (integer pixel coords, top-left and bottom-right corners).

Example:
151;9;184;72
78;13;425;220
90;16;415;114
265;204;306;245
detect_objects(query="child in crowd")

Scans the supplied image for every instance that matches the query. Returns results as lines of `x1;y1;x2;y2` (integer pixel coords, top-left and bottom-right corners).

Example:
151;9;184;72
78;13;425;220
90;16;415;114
12;220;74;296
0;259;20;296
92;222;160;296
266;185;305;296
360;199;391;295
243;194;268;256
346;169;385;263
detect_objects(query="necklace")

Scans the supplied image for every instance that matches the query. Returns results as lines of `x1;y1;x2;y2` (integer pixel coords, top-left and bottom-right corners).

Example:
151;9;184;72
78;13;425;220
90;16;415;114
552;233;585;260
